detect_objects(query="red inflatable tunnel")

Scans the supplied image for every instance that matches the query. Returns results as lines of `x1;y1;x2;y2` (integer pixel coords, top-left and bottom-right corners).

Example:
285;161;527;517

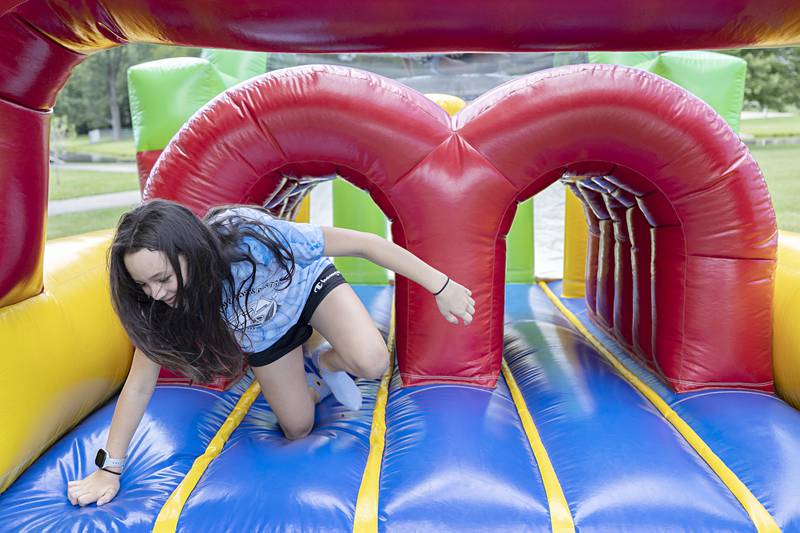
144;64;776;391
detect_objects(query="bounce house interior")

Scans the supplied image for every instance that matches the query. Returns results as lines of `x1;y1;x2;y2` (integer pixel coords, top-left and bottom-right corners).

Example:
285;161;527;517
2;2;800;531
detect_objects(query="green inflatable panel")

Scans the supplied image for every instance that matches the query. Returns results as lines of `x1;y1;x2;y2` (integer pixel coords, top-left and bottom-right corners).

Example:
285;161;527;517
642;51;746;132
128;57;227;152
332;179;389;285
506;198;534;283
201;49;268;88
589;51;746;132
129;50;270;153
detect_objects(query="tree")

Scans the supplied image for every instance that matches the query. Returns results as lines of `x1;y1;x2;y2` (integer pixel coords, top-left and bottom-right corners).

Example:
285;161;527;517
99;47;124;139
54;44;200;136
725;48;800;111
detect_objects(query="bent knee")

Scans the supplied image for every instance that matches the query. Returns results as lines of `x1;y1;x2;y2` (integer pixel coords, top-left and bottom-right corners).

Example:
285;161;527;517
352;345;389;380
281;418;314;441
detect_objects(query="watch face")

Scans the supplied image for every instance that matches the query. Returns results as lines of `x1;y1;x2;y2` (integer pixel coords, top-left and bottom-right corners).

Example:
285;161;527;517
95;449;107;468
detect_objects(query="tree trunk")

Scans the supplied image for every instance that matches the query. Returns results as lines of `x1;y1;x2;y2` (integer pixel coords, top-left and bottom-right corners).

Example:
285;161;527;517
107;55;121;140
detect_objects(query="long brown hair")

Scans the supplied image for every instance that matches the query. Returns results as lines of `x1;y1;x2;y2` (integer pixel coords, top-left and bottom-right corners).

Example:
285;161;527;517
108;199;295;383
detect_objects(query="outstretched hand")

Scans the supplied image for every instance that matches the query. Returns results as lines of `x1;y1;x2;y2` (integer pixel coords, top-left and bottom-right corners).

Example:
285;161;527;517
434;278;475;325
67;469;120;507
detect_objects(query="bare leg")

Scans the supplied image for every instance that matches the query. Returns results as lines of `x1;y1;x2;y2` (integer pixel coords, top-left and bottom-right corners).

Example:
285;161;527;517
309;284;389;380
250;346;318;440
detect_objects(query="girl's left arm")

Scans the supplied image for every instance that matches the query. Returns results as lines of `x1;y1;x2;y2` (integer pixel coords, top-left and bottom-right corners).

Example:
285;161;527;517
321;227;475;325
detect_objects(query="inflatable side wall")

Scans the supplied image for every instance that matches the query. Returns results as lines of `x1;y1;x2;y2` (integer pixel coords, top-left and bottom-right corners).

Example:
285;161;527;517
0;231;133;492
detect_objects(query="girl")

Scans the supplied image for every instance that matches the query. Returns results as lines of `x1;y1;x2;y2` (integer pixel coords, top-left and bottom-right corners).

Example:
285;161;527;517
67;199;474;507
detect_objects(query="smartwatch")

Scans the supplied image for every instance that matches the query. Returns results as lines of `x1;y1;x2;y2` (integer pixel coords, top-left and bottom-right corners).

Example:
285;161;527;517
95;448;126;474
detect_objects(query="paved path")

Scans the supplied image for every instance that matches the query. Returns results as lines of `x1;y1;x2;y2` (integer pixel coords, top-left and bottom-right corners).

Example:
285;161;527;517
49;190;141;215
52;162;137;173
48;162;141;215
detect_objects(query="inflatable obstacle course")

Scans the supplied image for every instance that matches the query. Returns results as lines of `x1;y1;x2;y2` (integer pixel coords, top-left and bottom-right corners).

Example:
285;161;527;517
2;2;800;531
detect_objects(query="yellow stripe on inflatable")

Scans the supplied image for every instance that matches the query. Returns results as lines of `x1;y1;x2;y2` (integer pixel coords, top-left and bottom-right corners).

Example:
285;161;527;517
353;301;396;533
153;381;262;532
501;360;575;532
538;281;781;533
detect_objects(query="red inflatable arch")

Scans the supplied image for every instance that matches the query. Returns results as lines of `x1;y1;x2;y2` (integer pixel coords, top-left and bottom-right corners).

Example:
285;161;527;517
457;65;777;390
146;64;775;390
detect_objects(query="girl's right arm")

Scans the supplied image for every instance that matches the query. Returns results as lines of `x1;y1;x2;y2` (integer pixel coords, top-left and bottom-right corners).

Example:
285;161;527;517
66;347;160;507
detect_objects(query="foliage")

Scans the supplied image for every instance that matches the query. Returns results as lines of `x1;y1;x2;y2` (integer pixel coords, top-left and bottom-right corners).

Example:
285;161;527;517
54;44;201;135
725;48;800;111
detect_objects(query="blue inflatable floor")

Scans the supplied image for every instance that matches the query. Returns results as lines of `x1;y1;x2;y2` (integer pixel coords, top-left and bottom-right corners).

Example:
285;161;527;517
1;283;798;531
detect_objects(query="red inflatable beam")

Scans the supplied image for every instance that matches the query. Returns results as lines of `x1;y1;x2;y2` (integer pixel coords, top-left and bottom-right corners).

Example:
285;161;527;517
10;0;800;53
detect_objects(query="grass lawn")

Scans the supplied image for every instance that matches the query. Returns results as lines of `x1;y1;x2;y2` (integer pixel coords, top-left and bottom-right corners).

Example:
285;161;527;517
749;144;800;233
49;168;139;200
46;205;136;241
740;115;800;138
59;135;136;160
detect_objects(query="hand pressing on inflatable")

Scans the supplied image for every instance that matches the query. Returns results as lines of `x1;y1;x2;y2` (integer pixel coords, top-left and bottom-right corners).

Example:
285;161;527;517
67;469;120;507
434;277;475;325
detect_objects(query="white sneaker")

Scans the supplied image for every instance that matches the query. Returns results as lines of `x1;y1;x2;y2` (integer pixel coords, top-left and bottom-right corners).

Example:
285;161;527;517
309;344;362;411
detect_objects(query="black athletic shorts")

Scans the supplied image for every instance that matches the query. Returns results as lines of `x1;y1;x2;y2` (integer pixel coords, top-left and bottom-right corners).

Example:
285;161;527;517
246;264;347;367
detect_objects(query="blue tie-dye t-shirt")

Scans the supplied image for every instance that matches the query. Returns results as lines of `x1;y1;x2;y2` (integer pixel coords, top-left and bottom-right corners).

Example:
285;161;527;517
212;207;331;354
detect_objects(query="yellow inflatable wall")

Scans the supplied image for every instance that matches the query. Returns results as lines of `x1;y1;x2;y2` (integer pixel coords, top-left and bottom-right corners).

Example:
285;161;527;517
0;230;133;492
